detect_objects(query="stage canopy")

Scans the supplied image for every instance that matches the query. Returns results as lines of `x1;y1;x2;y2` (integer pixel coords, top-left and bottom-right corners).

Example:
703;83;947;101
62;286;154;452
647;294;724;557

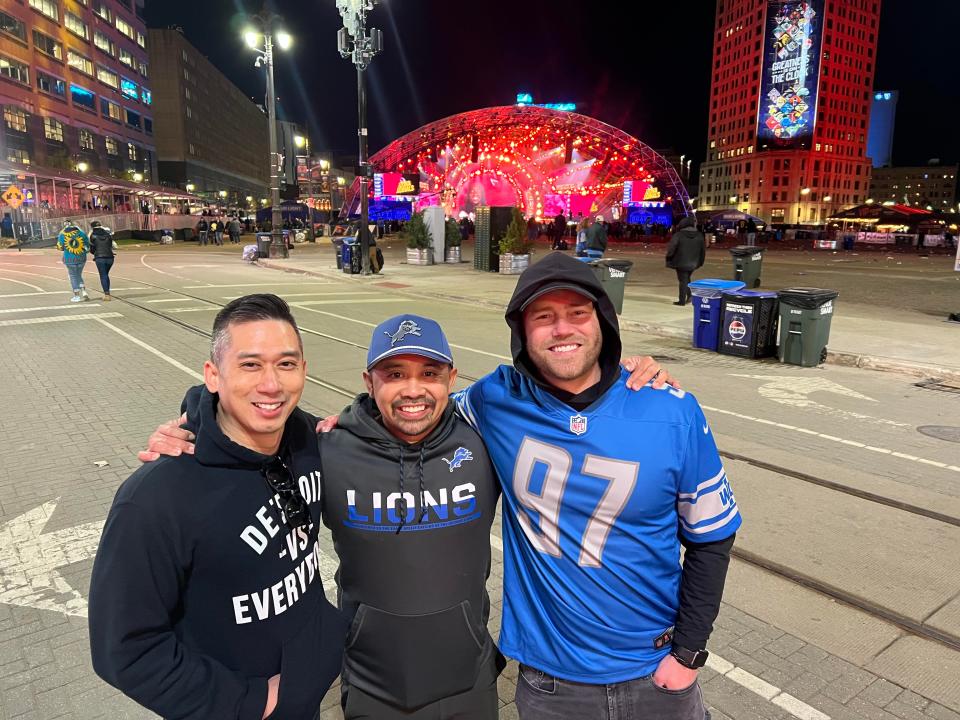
345;105;691;222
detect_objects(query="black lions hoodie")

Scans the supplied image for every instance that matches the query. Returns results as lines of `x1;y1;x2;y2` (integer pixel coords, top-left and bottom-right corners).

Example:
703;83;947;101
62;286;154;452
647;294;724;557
319;395;502;711
89;387;349;720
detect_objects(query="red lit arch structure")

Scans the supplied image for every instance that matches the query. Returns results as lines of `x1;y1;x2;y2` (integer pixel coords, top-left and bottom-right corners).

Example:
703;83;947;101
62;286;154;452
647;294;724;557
346;105;691;223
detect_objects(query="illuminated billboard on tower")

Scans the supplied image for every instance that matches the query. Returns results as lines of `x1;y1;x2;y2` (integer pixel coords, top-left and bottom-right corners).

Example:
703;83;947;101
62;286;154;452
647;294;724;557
756;0;824;151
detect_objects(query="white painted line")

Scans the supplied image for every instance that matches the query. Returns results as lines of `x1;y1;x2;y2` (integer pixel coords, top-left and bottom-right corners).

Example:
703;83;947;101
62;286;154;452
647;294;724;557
0;276;44;291
0;312;122;327
166;306;219;313
223;291;378;299
0;291;70;299
0;304;100;314
184;283;335;288
703;404;959;475
0;267;61;281
146;298;197;304
291;305;513;361
140;253;186;280
294;298;413;305
726;667;780;700
773;693;831;720
93;318;203;381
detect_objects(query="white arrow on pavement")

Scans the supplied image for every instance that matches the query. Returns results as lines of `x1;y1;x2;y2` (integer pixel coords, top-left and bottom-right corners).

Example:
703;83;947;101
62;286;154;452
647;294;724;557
730;374;910;428
0;498;104;617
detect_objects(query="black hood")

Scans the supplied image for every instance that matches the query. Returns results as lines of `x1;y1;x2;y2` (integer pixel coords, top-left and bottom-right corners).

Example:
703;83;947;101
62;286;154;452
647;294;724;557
676;216;697;231
505;252;622;405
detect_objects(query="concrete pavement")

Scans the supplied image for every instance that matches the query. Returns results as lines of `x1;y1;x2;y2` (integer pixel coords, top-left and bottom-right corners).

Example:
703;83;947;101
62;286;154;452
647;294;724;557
259;237;960;382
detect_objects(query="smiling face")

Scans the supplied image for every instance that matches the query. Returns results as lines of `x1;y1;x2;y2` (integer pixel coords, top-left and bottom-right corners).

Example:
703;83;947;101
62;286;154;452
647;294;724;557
203;319;306;455
522;288;603;394
363;355;458;444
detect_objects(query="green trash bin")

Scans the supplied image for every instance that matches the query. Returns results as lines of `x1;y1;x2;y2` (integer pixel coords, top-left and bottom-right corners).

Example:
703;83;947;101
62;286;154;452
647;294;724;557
585;259;633;314
730;246;765;288
777;287;839;366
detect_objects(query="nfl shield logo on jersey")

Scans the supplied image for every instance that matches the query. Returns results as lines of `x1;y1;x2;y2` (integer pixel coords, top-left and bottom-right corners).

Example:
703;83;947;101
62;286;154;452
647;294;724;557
569;414;588;435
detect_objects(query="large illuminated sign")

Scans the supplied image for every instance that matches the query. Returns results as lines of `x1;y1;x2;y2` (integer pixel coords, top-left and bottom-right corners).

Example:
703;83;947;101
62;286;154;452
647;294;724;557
374;172;420;198
756;0;824;151
516;93;576;112
622;179;662;206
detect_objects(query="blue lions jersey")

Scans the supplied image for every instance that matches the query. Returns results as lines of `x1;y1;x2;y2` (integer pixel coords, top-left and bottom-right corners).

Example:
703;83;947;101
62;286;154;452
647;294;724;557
454;367;741;682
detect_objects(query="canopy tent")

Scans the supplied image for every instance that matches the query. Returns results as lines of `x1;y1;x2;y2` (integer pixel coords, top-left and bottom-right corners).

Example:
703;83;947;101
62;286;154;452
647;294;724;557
255;200;324;225
697;209;767;228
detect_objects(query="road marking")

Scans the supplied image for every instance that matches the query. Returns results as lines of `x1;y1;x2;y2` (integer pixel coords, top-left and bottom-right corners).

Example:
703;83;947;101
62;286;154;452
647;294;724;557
0;303;100;314
184;282;335;288
140;253;187;279
0;266;61;281
294;298;413;305
0;290;71;299
702;404;959;474
146;298;197;303
0;312;122;326
0;498;103;617
291;304;513;361
166;306;219;313
222;291;379;299
93;318;203;380
707;655;831;720
0;276;44;291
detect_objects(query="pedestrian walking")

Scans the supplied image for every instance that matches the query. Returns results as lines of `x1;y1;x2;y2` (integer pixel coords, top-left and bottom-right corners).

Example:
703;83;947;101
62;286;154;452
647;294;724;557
88;221;117;300
196;217;208;246
746;217;758;246
90;295;349;720
665;216;706;306
211;218;224;246
584;214;609;257
227;216;241;244
57;220;90;302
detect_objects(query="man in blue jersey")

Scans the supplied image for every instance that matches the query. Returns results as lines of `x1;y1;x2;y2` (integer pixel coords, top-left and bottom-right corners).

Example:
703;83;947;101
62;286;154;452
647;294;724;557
454;252;740;718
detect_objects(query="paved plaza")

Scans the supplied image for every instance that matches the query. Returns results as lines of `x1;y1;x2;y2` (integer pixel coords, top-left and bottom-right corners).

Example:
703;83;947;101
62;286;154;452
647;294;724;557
0;239;958;719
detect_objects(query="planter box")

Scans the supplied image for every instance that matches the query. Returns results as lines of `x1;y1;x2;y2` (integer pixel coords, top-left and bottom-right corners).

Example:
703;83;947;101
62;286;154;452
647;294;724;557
445;246;461;264
499;252;530;275
406;247;435;265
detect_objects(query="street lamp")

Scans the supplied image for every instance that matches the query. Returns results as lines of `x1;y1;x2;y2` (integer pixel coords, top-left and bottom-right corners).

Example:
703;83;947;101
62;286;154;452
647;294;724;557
76;161;89;173
798;187;810;224
186;183;195;193
336;0;384;274
133;172;144;183
244;5;292;259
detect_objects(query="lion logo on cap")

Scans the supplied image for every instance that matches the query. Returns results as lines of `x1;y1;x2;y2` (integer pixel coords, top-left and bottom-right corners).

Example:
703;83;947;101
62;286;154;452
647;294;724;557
385;319;422;346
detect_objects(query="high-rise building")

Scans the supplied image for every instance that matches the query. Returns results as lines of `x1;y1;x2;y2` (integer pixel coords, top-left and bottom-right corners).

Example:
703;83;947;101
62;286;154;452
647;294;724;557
148;27;268;207
0;0;156;185
866;90;897;168
869;162;958;210
699;0;881;225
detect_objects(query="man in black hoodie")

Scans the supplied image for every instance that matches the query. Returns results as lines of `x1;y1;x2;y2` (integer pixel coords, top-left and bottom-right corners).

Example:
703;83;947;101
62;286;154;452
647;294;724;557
666;216;707;306
89;295;348;720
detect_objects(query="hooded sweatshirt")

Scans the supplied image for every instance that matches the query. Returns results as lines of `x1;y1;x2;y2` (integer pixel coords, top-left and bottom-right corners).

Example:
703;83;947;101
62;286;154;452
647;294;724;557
318;395;501;710
453;252;739;682
57;224;90;264
89;387;349;720
665;216;706;271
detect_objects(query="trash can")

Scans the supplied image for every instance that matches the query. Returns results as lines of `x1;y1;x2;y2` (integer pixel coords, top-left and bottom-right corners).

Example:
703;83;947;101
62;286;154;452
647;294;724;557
777;287;839;366
729;246;766;288
585;259;633;314
719;290;779;358
332;237;345;269
341;239;362;274
256;233;272;259
689;279;746;351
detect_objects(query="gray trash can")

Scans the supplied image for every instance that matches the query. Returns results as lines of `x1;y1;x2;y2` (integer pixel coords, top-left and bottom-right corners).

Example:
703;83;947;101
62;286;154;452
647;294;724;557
584;259;633;314
256;233;273;259
777;287;839;366
730;246;765;288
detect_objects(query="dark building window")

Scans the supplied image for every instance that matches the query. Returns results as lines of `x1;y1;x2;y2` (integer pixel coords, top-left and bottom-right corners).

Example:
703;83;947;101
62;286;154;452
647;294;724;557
71;84;97;112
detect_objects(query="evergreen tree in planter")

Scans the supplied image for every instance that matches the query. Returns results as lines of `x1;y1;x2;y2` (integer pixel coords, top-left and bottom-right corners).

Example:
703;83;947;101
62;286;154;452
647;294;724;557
405;210;434;265
444;217;462;263
499;208;533;274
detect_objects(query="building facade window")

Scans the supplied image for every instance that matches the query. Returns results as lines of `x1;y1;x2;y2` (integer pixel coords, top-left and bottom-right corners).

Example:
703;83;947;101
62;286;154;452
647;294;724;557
7;148;30;165
120;76;138;101
115;16;134;40
0;55;30;85
70;84;97;111
79;128;95;149
143;117;152;134
128;142;137;161
105;136;119;155
136;31;145;48
140;88;151;105
68;50;94;76
4;106;28;133
32;30;63;60
28;0;59;21
100;97;122;121
97;66;119;88
93;2;111;22
65;12;89;40
138;60;148;77
44;116;64;142
94;31;115;56
125;108;140;129
0;11;27;43
37;71;66;98
119;47;135;68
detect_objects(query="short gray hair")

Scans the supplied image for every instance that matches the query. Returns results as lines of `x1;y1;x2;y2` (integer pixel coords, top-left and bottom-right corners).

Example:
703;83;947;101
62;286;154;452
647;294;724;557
210;294;302;366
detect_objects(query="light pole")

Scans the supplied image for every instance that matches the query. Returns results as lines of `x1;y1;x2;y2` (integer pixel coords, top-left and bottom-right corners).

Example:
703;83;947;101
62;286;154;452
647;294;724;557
798;187;811;225
336;0;383;274
245;7;292;259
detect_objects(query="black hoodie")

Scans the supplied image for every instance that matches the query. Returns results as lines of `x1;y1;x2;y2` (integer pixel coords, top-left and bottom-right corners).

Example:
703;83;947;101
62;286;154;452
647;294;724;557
89;388;349;720
318;394;502;711
503;251;734;652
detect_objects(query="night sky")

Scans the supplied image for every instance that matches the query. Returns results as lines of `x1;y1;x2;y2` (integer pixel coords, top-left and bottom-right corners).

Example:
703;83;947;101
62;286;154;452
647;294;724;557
145;0;957;170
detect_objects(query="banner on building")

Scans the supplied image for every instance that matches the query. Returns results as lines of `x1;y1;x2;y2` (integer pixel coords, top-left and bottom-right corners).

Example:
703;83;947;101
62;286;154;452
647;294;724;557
756;1;824;151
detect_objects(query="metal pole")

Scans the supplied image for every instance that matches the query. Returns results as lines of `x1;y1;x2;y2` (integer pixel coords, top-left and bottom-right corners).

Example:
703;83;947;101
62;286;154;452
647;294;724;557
358;63;371;274
265;33;287;258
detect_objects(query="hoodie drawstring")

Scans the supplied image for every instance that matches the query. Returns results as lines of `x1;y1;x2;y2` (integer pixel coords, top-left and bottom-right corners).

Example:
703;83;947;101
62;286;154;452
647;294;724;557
418;446;427;523
395;445;428;534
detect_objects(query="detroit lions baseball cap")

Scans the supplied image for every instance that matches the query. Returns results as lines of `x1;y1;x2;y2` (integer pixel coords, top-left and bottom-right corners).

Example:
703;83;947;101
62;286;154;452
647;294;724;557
366;314;453;370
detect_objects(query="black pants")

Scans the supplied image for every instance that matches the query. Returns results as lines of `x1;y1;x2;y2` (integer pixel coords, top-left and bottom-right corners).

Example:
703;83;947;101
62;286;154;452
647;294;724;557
95;257;114;294
676;269;693;304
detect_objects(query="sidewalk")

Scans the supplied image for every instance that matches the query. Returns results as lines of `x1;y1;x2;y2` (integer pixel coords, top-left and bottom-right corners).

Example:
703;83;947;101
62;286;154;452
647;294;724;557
259;238;960;381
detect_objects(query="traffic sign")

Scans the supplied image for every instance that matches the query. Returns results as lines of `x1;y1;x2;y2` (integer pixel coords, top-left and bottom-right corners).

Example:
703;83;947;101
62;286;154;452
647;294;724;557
2;185;24;209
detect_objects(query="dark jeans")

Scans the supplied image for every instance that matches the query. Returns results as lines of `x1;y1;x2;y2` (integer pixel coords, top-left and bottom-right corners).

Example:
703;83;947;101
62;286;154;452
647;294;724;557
676;269;693;304
515;664;710;720
94;257;114;294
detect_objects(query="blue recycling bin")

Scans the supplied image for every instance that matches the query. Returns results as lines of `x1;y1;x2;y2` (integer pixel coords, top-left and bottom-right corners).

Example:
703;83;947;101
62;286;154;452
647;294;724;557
689;279;746;351
340;238;362;274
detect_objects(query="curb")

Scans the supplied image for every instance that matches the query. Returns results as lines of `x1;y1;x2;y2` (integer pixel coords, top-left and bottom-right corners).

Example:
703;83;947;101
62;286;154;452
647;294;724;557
257;258;960;383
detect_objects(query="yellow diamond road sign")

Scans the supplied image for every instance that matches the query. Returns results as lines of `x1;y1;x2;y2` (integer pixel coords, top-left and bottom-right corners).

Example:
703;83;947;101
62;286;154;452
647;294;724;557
2;185;24;209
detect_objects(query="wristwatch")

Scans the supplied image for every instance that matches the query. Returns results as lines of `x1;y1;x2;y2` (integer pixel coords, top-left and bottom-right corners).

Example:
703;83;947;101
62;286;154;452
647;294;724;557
670;646;709;669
